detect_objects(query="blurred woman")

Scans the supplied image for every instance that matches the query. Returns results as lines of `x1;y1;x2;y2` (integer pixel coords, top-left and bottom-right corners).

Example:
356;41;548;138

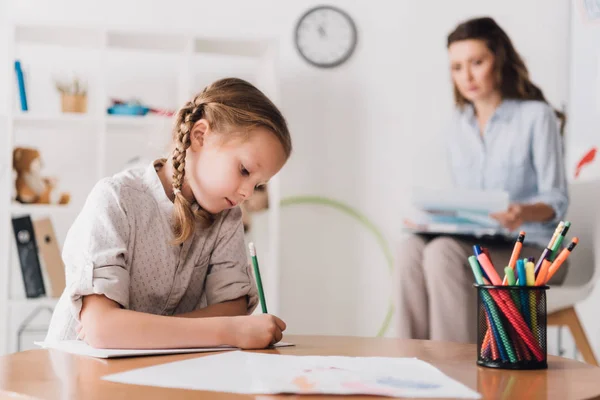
395;17;568;343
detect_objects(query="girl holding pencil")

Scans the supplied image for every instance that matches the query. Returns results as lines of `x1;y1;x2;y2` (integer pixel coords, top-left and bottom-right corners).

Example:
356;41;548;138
395;17;569;344
46;78;291;349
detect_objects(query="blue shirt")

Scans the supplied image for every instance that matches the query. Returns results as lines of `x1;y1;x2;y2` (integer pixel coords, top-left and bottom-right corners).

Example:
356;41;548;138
446;99;568;248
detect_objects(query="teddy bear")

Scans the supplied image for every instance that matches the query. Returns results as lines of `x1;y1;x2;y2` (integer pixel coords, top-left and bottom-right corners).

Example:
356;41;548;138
240;185;269;233
12;147;70;205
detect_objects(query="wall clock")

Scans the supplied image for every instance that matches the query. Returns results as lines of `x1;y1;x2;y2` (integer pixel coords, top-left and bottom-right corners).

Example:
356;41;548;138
294;5;358;68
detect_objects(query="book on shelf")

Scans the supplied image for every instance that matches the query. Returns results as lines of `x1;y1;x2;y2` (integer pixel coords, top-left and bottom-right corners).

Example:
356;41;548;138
11;215;46;298
10;215;67;299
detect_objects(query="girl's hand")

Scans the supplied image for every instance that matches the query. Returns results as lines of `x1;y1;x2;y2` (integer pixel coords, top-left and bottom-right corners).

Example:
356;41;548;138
490;203;524;231
230;314;287;349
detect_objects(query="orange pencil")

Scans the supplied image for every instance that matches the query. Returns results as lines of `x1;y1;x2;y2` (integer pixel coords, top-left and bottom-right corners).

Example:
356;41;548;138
534;257;552;286
545;238;579;284
503;231;525;285
481;329;492;356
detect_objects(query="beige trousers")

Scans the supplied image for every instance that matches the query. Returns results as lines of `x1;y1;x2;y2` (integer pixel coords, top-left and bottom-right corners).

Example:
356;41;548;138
394;234;568;343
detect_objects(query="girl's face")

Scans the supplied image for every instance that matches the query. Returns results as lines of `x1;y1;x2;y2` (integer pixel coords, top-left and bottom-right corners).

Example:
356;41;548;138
448;39;498;103
185;120;287;214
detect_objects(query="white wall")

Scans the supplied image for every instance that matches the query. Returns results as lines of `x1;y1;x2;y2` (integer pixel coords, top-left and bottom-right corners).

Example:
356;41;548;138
564;0;600;360
1;0;575;343
567;0;600;180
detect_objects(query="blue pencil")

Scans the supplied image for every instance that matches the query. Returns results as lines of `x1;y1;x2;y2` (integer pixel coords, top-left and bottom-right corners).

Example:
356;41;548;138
516;260;531;328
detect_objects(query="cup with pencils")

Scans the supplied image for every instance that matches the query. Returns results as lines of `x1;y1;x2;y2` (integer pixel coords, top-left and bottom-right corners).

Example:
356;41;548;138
470;221;577;370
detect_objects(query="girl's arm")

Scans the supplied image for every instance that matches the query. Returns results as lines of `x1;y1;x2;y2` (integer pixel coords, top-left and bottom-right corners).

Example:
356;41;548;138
80;294;284;350
177;296;248;318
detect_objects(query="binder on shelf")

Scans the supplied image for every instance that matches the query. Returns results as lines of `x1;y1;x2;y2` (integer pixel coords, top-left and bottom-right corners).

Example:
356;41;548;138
11;215;46;298
33;218;65;297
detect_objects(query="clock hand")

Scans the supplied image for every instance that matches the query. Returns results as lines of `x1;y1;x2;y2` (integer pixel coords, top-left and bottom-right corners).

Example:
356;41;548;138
318;25;326;38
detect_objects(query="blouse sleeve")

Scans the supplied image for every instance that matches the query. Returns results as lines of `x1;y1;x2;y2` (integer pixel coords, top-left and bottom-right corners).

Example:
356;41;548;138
62;178;131;321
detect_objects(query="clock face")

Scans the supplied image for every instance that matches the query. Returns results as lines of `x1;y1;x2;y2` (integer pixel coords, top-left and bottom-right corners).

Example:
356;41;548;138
294;5;358;68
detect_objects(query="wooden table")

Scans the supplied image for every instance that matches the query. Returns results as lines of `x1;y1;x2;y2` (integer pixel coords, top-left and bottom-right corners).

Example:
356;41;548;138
1;335;600;399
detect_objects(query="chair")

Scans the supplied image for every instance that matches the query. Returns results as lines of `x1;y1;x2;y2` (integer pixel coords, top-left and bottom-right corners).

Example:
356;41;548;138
547;180;600;366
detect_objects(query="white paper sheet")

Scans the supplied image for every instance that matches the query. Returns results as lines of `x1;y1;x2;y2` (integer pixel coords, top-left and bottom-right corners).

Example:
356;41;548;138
35;340;294;359
412;187;509;215
103;351;481;398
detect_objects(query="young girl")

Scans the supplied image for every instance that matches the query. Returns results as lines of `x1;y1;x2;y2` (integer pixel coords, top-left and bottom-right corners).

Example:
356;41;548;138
395;17;568;344
46;78;292;350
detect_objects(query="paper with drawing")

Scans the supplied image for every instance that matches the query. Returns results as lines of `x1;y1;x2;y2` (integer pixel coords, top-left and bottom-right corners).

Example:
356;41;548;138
103;351;481;398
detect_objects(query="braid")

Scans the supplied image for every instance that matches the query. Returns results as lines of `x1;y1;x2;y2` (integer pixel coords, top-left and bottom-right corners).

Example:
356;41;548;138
172;106;193;193
170;96;214;245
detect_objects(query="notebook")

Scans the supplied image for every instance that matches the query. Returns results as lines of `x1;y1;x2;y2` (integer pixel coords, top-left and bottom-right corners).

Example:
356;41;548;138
36;340;295;359
403;187;511;239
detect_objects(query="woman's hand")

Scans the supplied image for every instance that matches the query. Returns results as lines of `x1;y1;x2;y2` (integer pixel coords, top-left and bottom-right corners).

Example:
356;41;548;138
490;202;556;230
490;203;525;231
229;314;286;349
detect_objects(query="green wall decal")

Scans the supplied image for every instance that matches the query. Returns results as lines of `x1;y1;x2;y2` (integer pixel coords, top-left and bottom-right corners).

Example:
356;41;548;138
280;195;394;337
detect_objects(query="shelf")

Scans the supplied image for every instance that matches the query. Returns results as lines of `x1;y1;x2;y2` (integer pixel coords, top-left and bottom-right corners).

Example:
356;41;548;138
12;114;175;129
9;298;58;308
107;31;189;53
14;25;272;57
106;114;174;128
194;38;269;58
15;25;104;49
13;113;98;127
11;203;74;216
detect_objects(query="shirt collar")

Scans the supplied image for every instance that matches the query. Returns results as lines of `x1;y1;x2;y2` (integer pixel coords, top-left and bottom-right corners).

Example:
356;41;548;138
493;99;517;120
462;98;517;127
145;158;201;215
143;159;175;218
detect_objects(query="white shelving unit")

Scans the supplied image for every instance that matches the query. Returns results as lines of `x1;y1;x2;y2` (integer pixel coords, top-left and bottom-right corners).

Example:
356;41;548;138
1;23;282;354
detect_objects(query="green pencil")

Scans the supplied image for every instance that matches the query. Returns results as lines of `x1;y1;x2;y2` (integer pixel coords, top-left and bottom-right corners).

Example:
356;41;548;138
249;242;268;314
550;221;570;260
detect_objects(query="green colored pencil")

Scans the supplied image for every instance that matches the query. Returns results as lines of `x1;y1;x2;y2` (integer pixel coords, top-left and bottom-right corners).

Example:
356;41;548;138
249;242;268;314
550;221;570;260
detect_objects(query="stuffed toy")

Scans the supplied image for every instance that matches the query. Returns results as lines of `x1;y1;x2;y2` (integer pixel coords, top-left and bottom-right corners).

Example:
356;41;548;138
240;185;269;233
12;147;70;205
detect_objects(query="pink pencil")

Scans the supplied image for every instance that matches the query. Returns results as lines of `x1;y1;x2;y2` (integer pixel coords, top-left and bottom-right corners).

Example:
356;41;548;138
477;253;502;285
